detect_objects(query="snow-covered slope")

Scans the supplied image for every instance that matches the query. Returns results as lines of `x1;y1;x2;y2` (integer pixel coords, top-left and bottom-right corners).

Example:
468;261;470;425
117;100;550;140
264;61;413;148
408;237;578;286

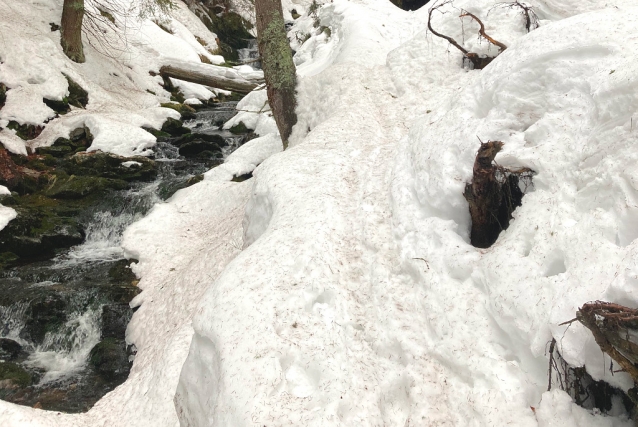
0;0;223;157
2;0;638;426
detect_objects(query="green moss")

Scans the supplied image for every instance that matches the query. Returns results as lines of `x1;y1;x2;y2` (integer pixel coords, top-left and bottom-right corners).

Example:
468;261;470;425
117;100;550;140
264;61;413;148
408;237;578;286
160;102;196;120
7;121;44;140
261;12;297;91
320;26;331;38
0;252;18;269
229;122;249;134
0;362;31;387
63;74;89;108
45;174;128;199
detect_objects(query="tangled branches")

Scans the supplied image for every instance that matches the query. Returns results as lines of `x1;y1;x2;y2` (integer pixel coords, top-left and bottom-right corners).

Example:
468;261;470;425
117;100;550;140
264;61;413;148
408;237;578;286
427;0;507;69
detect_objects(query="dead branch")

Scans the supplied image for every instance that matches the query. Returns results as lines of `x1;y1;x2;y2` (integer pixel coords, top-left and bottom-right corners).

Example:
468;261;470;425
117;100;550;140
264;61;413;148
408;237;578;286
459;10;507;52
490;1;539;33
427;0;468;55
577;301;638;383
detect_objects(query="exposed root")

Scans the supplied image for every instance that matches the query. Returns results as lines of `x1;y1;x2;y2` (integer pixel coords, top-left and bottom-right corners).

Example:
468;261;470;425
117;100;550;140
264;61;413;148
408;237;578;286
463;140;534;248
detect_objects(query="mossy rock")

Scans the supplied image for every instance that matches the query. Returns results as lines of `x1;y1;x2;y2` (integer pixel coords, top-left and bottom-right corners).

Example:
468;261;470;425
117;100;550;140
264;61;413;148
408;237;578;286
45;173;128;199
0;251;18;269
158;174;204;200
89;338;130;380
161;117;190;136
160;103;197;121
0;191;94;260
141;126;171;140
228;122;250;134
171;132;224;147
63;74;89;108
38;144;73;158
61;152;157;182
0;362;31;388
215;92;244;102
43;97;70;115
7;121;44;141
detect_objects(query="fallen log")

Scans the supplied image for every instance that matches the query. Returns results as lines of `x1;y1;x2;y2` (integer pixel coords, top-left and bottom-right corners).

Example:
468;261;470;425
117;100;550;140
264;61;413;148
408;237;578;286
157;60;264;94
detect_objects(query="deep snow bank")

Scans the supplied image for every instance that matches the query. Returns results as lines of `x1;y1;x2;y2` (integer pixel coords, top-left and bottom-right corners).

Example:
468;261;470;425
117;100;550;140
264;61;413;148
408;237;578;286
175;2;638;427
3;0;638;426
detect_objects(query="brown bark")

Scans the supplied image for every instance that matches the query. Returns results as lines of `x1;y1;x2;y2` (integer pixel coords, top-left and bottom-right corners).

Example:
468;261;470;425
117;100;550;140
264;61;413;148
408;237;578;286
255;0;298;148
158;64;262;94
61;0;86;63
463;141;531;248
577;302;638;382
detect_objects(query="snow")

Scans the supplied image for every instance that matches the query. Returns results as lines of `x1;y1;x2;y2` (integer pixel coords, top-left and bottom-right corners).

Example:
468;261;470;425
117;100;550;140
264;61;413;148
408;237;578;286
0;0;221;156
3;0;638;426
205;133;283;181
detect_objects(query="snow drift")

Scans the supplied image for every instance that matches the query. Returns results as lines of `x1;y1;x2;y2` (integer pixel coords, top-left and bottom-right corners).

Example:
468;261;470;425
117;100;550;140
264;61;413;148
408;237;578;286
2;0;638;426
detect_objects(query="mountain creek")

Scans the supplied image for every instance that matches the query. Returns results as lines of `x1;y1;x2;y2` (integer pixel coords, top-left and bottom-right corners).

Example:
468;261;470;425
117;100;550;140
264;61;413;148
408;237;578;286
0;102;254;412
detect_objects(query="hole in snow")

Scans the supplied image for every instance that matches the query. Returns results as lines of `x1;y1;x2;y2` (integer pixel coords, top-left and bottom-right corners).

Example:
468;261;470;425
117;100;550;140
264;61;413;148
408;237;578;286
464;141;535;248
544;256;566;277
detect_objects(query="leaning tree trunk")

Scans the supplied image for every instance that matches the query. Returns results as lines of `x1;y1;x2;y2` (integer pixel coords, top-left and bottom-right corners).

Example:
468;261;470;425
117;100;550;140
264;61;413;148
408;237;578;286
255;0;297;149
61;0;86;63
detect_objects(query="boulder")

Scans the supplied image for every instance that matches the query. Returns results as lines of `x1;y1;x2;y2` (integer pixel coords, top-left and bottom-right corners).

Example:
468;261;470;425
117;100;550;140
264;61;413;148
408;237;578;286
89;338;130;380
0;339;22;361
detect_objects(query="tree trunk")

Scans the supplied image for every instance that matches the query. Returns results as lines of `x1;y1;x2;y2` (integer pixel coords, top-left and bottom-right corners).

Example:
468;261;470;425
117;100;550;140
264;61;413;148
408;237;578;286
61;0;86;63
255;0;297;148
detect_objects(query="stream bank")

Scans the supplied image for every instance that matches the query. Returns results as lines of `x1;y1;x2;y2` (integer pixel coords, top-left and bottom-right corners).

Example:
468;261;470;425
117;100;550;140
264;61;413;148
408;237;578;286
0;102;252;412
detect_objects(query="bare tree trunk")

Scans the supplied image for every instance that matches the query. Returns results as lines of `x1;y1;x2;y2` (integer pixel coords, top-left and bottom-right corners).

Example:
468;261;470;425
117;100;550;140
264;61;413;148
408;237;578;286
255;0;297;148
61;0;86;63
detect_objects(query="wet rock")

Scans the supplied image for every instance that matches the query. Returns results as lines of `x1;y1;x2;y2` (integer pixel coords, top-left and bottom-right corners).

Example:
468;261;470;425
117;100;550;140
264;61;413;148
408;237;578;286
89;338;130;380
101;304;132;339
160;103;197;121
61;152;157;182
0;194;85;260
108;259;137;283
161;117;190;136
0;362;31;388
38;144;73;158
45;174;128;199
21;294;67;344
179;140;224;158
0;339;22;361
158;174;204;200
228;122;249;134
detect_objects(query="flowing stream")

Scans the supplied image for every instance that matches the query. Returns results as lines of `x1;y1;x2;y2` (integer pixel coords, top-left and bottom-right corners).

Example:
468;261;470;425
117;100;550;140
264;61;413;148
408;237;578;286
0;103;248;412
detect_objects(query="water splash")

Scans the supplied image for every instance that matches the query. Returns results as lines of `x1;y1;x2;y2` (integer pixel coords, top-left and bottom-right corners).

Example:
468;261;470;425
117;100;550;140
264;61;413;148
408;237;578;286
26;306;102;384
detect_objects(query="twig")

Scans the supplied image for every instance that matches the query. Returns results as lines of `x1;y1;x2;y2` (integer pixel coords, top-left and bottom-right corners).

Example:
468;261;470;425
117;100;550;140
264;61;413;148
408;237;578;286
459;10;507;51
